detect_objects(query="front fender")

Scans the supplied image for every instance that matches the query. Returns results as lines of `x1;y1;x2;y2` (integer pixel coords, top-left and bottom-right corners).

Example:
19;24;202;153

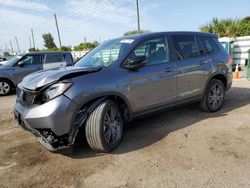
0;71;16;86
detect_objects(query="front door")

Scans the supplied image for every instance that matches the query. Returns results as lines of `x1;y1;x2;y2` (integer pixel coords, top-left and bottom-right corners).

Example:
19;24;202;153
126;37;177;113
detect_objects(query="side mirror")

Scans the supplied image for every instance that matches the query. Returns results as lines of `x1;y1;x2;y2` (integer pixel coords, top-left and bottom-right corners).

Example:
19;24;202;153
124;56;147;70
17;61;25;67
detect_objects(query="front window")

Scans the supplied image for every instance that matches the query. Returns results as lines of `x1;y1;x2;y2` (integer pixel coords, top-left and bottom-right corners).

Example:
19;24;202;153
127;37;169;66
20;55;41;65
2;55;22;67
75;39;133;68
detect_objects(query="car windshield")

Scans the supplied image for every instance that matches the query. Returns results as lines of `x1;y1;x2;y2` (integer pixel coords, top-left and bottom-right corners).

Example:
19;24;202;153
75;38;134;68
2;55;22;67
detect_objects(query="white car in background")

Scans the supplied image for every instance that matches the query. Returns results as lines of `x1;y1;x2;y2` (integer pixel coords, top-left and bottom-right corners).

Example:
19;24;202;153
0;56;7;65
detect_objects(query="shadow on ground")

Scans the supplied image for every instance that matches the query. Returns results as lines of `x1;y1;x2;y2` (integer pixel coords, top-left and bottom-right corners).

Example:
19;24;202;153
56;86;250;158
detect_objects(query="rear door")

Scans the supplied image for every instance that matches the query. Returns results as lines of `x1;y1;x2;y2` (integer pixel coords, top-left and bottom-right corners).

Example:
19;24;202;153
171;34;211;102
14;54;43;83
43;54;66;70
126;36;177;113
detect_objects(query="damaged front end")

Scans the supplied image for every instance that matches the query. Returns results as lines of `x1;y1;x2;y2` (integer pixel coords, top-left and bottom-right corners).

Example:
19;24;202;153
15;83;108;151
14;66;103;151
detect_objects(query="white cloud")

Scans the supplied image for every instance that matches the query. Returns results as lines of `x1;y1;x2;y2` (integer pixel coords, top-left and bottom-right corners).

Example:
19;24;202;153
0;0;50;11
0;9;51;51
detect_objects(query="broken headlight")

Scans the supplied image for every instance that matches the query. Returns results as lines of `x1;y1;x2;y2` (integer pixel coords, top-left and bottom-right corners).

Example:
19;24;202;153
42;82;72;102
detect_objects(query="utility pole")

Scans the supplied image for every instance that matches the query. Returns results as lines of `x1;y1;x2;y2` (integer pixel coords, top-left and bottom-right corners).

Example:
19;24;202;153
136;0;141;32
5;44;8;52
54;14;62;48
29;37;32;49
31;28;36;49
15;36;20;53
9;40;14;54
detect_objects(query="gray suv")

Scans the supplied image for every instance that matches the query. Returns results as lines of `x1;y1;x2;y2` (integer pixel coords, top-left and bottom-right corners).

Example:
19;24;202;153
14;32;232;152
0;52;73;96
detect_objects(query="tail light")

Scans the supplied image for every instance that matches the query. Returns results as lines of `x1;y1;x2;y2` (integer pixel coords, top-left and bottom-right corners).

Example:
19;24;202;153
227;55;233;64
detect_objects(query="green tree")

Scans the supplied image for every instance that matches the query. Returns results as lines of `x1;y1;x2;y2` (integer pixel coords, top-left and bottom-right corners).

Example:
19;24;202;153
42;33;57;49
3;52;10;57
28;48;40;52
123;30;149;36
60;46;72;51
74;42;98;51
199;17;250;37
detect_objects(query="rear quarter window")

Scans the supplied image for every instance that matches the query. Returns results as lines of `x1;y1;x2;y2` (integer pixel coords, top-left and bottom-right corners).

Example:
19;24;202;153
44;54;64;64
63;54;73;65
199;36;220;55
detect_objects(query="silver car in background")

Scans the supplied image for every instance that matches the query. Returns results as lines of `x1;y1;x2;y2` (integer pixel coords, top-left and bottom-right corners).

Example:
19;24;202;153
14;32;232;152
0;52;74;96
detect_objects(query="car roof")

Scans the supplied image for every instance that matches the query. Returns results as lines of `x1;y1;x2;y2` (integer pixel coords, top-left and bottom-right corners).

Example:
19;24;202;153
120;31;217;41
19;51;71;56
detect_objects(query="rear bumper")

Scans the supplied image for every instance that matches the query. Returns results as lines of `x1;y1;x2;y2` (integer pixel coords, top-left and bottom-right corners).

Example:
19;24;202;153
14;95;79;151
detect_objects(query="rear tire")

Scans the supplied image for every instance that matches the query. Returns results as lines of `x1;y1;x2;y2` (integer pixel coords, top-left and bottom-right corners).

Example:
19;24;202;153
85;100;123;152
0;79;13;96
199;79;225;112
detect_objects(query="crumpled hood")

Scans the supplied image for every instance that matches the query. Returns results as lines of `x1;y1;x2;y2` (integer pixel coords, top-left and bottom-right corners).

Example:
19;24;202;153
20;66;101;90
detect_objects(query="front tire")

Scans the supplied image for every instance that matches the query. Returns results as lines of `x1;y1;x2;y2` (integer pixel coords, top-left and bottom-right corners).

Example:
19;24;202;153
199;79;225;112
85;100;123;152
0;79;13;96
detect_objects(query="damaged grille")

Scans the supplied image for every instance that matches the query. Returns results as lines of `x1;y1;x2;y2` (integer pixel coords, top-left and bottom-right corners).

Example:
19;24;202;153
16;87;39;107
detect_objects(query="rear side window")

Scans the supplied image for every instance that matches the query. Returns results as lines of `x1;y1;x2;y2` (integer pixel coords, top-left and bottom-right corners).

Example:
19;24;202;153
44;54;63;64
199;36;219;55
172;35;200;60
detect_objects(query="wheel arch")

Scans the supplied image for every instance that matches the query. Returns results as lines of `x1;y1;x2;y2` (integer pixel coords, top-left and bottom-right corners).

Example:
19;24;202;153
80;93;132;120
203;72;227;95
68;93;132;145
0;77;15;87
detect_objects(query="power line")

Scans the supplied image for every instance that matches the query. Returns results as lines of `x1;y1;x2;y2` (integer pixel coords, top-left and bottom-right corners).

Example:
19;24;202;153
58;0;109;24
59;1;132;30
58;0;122;26
1;0;136;52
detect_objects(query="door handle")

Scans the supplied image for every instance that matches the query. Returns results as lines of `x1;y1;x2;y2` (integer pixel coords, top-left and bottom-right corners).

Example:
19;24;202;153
164;68;173;72
200;59;212;65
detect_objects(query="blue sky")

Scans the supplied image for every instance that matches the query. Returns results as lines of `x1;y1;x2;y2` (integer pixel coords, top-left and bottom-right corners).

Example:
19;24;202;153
0;0;250;52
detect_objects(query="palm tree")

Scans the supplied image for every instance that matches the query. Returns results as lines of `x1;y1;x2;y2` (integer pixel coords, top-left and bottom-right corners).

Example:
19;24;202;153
200;18;241;37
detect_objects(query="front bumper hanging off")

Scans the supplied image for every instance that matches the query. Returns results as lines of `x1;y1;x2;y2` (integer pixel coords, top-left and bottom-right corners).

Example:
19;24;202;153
14;95;79;151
